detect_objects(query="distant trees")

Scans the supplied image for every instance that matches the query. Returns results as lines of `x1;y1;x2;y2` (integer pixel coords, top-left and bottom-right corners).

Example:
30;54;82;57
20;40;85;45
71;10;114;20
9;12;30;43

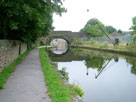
81;18;124;37
106;26;117;34
81;18;107;37
0;0;66;42
130;16;136;41
117;29;122;34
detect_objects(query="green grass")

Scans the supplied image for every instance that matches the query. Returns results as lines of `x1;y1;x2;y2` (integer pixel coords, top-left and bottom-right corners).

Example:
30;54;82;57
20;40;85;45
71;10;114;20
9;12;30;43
73;84;84;97
72;40;136;54
0;48;33;89
40;48;76;102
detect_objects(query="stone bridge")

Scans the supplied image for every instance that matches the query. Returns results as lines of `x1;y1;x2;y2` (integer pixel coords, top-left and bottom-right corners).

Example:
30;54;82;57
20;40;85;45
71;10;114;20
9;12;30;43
46;31;88;44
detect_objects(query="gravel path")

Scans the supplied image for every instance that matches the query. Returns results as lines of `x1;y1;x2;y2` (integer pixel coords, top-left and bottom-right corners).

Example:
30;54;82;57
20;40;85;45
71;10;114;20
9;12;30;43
0;48;51;102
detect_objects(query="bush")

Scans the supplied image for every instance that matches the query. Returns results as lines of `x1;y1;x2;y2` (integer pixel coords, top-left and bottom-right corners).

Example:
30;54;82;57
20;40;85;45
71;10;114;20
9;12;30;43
60;67;69;81
74;39;83;45
73;84;84;97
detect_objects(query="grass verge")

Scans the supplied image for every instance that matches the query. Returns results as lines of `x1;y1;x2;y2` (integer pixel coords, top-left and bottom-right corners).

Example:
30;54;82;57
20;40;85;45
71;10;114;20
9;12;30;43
0;48;33;89
40;48;76;102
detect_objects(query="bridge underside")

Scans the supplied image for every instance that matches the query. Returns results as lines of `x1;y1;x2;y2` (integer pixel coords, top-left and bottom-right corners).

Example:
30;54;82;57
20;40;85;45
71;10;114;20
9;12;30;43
46;31;88;45
47;35;74;45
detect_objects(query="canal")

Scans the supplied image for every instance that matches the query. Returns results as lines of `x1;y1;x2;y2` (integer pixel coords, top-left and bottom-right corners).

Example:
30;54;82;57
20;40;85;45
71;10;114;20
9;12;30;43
47;48;136;102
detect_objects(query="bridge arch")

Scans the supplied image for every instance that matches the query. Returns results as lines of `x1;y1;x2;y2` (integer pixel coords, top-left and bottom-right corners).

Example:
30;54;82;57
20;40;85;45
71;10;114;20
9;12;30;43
46;35;72;46
46;31;88;45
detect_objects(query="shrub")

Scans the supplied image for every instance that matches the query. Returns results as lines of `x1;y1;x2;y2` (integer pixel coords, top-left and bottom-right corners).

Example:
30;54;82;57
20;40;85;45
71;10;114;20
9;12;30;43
59;67;69;81
73;84;84;97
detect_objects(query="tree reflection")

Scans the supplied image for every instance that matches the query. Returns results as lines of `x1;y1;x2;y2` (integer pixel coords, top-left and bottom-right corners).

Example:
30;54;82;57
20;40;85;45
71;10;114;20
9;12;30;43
85;56;112;78
85;56;106;71
126;59;136;75
95;60;111;78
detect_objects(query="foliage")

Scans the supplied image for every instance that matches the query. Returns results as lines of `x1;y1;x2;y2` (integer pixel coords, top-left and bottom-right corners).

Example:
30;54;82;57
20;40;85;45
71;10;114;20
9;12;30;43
118;29;122;34
60;67;69;81
126;59;136;75
40;41;44;45
40;48;76;102
85;56;105;71
0;47;33;89
74;39;83;45
99;41;109;48
0;0;66;42
106;26;117;34
53;62;58;68
72;84;84;97
130;16;136;42
81;18;107;37
89;38;97;44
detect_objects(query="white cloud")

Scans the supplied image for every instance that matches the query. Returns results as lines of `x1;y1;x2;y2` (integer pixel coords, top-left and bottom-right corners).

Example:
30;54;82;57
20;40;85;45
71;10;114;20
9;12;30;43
53;0;136;32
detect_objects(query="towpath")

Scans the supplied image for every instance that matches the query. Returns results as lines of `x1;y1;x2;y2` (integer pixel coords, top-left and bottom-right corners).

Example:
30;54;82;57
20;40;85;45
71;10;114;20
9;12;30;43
0;48;51;102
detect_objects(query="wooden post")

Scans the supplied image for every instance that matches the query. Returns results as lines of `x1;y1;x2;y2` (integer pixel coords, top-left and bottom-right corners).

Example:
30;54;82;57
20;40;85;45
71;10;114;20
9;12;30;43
19;41;21;55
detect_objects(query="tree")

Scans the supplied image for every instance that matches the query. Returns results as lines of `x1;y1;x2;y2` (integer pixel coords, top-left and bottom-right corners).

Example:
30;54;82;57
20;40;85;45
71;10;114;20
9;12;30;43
0;0;66;42
130;16;136;41
81;18;107;37
106;26;116;34
117;29;122;34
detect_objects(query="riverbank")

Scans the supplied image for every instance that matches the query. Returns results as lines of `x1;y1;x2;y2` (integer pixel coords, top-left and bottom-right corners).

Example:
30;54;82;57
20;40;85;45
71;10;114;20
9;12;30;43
40;48;80;102
71;43;136;57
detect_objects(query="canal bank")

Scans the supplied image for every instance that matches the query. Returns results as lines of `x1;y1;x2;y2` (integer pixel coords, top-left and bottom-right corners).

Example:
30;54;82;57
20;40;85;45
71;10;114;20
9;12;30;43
40;48;83;102
71;45;136;57
48;47;136;102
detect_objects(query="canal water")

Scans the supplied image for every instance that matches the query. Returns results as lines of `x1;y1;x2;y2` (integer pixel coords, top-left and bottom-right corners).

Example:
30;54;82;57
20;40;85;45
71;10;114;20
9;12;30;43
48;48;136;102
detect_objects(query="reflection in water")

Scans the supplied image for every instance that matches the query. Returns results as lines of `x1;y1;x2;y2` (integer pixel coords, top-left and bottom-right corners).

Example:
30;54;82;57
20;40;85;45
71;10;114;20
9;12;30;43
126;59;136;74
47;48;136;102
95;60;111;79
50;38;68;54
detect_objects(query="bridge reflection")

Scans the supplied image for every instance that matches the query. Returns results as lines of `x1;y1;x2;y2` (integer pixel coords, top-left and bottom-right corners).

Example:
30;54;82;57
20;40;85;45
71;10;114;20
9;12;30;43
50;38;68;55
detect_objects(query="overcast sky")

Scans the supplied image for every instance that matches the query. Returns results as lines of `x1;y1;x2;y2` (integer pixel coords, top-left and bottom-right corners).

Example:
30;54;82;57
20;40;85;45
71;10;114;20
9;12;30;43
53;0;136;32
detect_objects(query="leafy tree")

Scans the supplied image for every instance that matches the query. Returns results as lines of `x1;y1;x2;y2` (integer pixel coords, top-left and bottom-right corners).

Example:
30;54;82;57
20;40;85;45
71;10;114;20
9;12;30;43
81;18;107;37
117;29;122;34
0;0;66;42
130;16;136;41
106;26;116;34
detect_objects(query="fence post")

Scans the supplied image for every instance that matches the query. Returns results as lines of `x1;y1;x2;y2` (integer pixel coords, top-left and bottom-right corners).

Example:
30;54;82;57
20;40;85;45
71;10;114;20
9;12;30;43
19;41;22;55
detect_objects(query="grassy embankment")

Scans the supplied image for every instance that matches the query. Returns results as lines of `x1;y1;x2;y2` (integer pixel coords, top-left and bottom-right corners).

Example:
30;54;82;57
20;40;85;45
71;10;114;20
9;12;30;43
40;48;77;102
0;48;33;89
72;39;136;55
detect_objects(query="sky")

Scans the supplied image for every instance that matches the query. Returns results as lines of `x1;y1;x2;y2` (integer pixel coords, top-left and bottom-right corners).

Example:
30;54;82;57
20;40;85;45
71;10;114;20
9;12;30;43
53;0;136;32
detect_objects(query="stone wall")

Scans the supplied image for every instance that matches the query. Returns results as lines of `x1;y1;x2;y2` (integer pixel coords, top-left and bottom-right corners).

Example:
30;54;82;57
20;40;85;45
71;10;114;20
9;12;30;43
50;31;88;38
0;40;27;72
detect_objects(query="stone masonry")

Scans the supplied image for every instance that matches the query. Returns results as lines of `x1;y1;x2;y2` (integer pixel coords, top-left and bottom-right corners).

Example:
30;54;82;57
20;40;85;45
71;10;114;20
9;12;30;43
0;40;27;72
